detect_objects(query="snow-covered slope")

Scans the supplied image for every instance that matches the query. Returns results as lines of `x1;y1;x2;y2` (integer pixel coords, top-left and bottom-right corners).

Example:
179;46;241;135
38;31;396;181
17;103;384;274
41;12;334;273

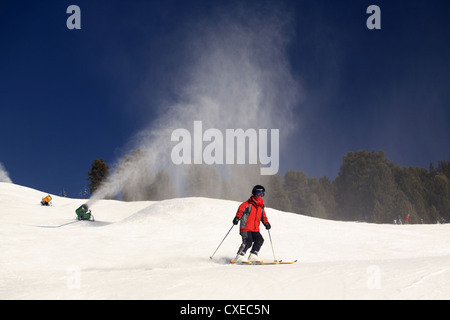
2;182;450;299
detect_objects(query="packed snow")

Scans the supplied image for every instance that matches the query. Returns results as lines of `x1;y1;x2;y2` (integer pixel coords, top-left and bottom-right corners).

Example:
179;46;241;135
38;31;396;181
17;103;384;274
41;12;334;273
1;182;450;300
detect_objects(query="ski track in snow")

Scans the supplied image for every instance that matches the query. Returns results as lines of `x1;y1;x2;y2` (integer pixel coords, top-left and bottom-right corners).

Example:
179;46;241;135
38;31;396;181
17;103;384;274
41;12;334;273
1;182;450;299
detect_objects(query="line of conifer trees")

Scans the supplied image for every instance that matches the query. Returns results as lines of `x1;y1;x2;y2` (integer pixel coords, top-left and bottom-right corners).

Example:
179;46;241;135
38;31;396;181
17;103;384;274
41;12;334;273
87;150;450;224
277;150;450;224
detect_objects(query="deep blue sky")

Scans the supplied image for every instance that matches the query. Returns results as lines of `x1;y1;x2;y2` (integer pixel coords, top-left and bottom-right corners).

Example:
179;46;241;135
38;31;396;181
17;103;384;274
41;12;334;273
1;0;450;197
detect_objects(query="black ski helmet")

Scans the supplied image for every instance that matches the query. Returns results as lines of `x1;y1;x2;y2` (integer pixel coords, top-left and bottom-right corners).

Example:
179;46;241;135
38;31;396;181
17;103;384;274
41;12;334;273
252;185;265;196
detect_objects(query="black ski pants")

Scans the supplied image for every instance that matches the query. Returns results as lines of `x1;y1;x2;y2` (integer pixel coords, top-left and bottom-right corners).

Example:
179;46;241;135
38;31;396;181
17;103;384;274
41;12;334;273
237;231;264;255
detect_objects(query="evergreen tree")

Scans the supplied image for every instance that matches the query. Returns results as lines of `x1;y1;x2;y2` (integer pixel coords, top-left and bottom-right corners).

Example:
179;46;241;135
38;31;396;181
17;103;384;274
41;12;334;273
87;158;110;195
394;166;427;222
333;150;399;222
317;176;337;219
283;170;309;215
148;170;177;200
185;165;221;198
437;160;450;179
117;149;153;201
429;173;450;221
227;164;261;201
221;179;233;200
263;174;292;212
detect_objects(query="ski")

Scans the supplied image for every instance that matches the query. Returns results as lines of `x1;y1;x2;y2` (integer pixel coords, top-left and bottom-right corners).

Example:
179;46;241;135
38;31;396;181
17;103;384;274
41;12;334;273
230;260;278;265
277;260;297;264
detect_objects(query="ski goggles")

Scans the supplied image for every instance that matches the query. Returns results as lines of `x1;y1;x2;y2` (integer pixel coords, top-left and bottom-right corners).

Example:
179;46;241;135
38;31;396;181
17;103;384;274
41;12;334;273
255;191;265;197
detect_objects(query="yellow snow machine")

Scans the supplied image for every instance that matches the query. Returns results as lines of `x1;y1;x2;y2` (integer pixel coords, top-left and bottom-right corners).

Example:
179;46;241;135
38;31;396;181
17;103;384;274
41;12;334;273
41;194;52;206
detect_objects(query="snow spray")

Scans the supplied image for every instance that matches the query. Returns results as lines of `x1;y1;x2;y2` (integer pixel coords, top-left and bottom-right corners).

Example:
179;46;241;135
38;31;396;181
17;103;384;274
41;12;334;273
90;3;302;201
0;163;12;184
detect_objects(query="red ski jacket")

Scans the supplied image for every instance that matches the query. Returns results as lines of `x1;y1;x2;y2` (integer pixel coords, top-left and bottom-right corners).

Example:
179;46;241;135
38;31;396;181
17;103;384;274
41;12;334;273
235;196;269;232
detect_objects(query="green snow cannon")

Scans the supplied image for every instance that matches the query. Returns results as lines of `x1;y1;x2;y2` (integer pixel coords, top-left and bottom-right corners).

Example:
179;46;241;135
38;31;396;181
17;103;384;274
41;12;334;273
75;204;94;221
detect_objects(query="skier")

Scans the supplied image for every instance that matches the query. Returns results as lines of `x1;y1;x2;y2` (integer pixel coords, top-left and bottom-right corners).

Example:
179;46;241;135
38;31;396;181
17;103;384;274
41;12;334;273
233;185;271;262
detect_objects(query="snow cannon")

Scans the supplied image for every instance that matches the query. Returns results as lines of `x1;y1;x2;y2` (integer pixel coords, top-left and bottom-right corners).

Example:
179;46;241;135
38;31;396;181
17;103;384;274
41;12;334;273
41;194;52;206
75;204;94;221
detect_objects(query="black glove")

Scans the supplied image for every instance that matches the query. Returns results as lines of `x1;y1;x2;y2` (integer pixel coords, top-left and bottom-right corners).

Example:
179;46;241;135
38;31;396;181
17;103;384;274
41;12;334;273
264;222;271;230
233;217;239;225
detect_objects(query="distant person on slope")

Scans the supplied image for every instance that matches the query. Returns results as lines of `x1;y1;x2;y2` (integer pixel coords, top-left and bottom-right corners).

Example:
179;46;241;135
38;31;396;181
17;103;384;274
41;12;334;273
233;185;271;262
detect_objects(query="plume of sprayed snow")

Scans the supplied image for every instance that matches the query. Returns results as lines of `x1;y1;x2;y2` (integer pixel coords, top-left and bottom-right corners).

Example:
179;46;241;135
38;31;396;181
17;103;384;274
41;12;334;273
90;3;303;204
0;163;12;184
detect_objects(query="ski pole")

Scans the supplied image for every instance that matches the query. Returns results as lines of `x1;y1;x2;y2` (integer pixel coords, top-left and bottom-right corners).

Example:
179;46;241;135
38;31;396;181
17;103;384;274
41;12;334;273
268;229;276;262
210;224;234;259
